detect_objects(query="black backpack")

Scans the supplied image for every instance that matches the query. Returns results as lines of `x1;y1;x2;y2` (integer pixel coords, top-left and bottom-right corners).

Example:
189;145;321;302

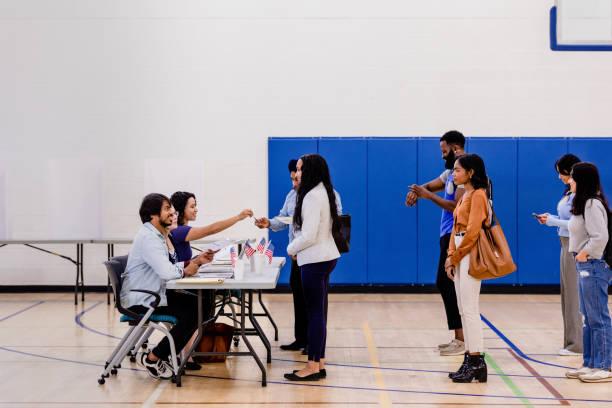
333;214;351;254
594;198;612;267
604;208;612;267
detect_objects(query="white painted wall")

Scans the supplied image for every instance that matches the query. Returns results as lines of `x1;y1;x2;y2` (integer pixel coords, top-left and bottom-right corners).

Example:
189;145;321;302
1;0;612;285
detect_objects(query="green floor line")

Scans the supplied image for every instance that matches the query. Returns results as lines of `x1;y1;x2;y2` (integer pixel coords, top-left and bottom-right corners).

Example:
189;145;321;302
485;353;534;408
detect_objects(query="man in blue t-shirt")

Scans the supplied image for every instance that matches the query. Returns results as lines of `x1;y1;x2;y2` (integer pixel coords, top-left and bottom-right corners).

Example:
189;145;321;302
406;131;467;356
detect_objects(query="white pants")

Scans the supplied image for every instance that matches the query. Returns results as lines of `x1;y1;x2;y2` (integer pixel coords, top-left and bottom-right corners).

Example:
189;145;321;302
453;235;483;353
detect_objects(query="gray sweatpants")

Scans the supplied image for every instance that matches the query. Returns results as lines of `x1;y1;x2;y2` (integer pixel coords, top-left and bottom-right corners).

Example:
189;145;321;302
560;236;583;353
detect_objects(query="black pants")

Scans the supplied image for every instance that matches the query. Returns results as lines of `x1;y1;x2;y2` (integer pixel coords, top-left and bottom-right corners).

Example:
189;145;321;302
301;259;337;362
129;290;207;361
436;233;462;330
290;259;308;345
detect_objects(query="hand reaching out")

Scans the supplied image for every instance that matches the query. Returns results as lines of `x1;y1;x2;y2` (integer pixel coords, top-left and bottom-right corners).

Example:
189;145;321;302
237;209;254;220
254;217;270;229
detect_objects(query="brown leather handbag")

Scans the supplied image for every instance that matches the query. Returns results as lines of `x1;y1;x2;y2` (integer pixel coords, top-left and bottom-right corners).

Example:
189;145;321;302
194;322;235;363
469;208;517;280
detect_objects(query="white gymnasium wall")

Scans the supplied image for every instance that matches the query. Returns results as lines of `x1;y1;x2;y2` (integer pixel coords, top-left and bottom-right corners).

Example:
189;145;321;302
1;0;612;285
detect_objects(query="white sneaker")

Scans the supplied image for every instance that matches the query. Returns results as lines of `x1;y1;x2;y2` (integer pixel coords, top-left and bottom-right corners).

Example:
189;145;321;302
138;351;173;380
438;340;453;350
566;366;594;379
440;339;466;356
579;369;612;383
558;348;582;356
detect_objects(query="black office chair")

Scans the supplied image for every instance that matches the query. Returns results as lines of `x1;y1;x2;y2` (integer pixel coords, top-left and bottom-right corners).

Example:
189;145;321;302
98;256;179;384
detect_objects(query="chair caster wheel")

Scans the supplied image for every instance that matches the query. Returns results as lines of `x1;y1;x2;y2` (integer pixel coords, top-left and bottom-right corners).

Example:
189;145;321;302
98;378;105;385
110;368;117;375
142;342;148;349
130;356;136;363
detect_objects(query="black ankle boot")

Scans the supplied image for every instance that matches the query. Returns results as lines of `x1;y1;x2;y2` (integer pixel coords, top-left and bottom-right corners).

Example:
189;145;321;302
452;353;487;383
449;352;469;379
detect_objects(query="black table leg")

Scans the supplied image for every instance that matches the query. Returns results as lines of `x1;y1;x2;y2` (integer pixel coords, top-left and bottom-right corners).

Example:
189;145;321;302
258;290;278;341
74;244;79;305
241;290;267;386
79;243;85;302
106;244;111;305
248;291;271;364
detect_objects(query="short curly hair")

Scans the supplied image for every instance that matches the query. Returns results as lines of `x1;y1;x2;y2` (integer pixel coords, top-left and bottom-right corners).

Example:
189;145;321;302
170;191;196;225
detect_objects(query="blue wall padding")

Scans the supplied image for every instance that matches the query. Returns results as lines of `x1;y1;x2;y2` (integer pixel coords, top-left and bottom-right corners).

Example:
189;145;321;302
517;138;568;284
268;137;612;286
318;139;368;284
469;138;518;284
416;138;445;284
267;137;318;284
367;138;418;283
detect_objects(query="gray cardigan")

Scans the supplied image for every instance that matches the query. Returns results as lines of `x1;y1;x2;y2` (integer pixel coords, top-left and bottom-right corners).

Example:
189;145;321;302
568;198;609;259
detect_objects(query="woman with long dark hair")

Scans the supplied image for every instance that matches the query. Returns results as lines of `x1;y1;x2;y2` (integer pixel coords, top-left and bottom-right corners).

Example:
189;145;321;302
565;162;612;383
284;154;341;381
444;154;490;383
535;154;583;356
169;191;252;262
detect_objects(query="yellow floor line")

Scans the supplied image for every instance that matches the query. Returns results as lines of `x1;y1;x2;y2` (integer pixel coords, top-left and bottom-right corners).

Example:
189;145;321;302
363;322;391;408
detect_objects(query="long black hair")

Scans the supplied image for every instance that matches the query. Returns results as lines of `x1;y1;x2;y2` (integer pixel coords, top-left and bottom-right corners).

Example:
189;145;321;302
570;162;610;216
170;191;196;225
555;154;581;195
293;154;341;238
456;154;489;191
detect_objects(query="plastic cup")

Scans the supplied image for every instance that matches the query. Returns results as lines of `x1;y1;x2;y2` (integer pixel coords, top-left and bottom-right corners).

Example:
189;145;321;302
233;259;245;280
252;253;265;275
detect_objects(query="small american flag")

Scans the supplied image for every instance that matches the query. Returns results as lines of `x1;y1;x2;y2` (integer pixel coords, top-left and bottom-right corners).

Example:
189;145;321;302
264;242;274;264
257;238;266;254
244;241;256;258
230;247;236;267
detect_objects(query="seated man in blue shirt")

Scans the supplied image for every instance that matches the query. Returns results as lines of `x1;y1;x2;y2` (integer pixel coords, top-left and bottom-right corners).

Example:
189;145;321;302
255;159;342;353
121;193;215;379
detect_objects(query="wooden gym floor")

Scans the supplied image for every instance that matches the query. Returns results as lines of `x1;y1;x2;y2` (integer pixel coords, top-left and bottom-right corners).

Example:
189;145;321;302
0;292;611;408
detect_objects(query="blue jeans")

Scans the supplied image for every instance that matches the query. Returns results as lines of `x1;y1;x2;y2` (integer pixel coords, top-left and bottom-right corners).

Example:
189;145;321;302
575;259;612;370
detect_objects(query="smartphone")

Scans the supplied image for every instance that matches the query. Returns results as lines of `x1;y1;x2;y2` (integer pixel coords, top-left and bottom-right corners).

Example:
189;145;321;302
532;212;541;219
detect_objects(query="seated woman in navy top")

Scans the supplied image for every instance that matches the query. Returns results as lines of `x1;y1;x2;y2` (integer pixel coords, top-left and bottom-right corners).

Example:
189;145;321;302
169;191;253;262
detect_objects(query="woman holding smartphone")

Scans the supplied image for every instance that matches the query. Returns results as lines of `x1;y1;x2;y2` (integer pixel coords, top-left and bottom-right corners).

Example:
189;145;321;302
535;154;582;356
564;162;612;383
284;154;341;381
444;154;490;383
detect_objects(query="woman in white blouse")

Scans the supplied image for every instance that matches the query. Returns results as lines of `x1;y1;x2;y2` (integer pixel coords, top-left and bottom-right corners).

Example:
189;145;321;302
284;154;341;382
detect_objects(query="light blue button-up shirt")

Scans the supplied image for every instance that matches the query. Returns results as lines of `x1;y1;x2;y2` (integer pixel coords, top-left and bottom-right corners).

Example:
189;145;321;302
120;222;185;308
546;193;574;238
269;188;342;243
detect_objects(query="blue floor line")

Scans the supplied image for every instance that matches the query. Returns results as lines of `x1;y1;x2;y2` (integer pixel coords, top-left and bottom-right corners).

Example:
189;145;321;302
480;314;573;370
74;300;570;379
0;301;45;322
185;373;612;404
1;297;608;404
0;345;142;372
75;300;122;340
271;358;567;380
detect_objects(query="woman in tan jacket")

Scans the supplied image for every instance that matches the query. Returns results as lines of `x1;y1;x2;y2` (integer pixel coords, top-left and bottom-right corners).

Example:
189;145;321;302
444;154;490;383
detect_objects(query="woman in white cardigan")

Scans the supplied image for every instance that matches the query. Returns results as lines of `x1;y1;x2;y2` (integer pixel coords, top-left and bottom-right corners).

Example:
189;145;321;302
284;154;341;382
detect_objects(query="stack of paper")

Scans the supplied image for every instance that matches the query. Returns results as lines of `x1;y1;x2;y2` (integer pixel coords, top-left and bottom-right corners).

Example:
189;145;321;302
175;277;224;285
198;263;234;279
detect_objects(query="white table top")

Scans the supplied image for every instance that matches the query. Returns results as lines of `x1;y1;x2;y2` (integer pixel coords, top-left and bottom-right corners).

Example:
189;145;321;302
166;257;286;290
